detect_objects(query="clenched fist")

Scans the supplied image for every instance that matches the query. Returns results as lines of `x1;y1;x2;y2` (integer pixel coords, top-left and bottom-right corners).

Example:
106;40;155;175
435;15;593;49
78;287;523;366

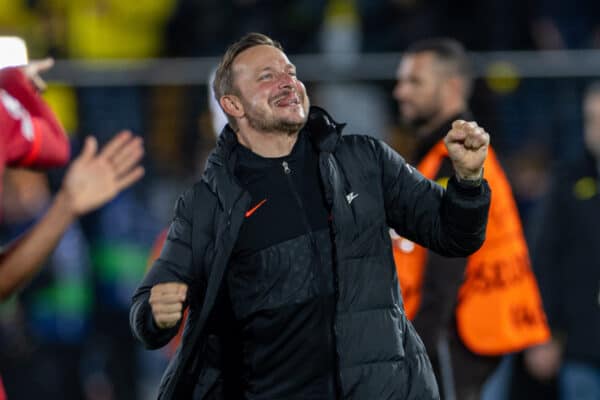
149;282;188;329
444;120;490;181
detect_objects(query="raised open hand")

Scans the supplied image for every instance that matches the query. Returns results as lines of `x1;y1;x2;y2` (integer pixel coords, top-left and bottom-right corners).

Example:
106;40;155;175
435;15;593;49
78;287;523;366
60;130;145;217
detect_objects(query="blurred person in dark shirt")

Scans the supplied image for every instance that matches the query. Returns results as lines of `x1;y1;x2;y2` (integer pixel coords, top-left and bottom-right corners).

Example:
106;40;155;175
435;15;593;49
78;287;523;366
524;82;600;400
531;0;600;50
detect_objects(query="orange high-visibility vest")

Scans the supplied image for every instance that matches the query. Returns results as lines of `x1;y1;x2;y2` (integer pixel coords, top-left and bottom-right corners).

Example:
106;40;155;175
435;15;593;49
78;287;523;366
393;141;550;355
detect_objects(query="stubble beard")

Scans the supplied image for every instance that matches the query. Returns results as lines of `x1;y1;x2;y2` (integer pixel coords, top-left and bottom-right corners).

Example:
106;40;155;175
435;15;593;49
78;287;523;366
244;97;310;135
400;102;441;132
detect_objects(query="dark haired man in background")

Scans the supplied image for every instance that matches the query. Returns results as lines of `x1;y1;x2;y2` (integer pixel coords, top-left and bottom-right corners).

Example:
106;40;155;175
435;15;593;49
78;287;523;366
392;38;549;400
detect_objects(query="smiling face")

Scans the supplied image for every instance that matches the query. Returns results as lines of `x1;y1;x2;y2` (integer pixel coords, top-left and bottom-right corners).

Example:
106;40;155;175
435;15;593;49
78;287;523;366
226;45;310;135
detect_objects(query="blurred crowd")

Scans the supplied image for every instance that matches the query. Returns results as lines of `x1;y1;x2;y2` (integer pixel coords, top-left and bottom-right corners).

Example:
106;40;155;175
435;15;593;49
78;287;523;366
0;0;599;399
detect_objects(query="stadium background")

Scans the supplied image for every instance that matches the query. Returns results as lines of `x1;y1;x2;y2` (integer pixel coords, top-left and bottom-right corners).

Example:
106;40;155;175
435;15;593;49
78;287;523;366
0;0;597;398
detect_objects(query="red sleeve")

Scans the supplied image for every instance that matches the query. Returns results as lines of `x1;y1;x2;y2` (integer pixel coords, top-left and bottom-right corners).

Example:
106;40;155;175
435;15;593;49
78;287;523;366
0;67;70;168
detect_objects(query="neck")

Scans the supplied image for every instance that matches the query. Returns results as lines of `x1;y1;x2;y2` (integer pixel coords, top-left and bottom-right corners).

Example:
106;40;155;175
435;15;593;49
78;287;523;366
236;127;300;158
417;102;467;138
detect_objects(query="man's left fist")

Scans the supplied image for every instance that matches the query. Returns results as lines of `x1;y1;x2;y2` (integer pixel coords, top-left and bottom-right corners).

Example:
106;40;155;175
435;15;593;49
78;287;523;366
444;120;490;180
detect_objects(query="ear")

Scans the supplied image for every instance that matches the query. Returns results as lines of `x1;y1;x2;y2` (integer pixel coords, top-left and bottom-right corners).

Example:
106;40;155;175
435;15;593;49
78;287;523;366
220;95;244;119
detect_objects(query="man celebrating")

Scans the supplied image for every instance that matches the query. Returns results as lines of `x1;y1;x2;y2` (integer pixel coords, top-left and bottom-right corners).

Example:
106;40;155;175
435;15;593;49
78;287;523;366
392;38;549;399
131;33;491;400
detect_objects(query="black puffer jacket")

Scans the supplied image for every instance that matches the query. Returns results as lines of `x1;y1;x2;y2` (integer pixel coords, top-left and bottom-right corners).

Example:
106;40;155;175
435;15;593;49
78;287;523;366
130;107;491;399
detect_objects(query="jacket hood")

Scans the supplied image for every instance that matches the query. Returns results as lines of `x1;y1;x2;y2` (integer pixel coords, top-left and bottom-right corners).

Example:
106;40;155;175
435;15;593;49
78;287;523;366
304;105;345;153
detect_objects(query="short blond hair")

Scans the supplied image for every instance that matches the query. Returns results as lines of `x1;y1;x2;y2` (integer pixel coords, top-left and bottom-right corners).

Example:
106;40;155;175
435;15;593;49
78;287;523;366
213;33;283;130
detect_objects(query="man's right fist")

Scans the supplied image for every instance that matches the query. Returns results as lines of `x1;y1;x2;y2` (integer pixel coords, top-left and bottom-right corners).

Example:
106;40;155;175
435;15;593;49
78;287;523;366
149;282;188;329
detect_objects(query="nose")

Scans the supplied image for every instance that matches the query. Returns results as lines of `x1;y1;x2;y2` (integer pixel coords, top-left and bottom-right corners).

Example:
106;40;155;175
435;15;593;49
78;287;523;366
278;72;295;89
393;81;404;101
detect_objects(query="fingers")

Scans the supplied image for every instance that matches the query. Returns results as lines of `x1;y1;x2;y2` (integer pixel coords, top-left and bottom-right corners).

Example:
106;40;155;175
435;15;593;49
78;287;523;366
451;119;466;130
78;136;98;163
447;120;490;150
100;130;145;190
149;282;188;329
446;128;466;143
115;166;145;192
445;120;490;179
448;120;469;142
30;75;47;92
110;136;144;177
152;301;184;314
31;58;55;73
151;282;188;298
451;120;476;132
99;130;134;160
464;127;488;150
23;58;54;91
152;294;186;308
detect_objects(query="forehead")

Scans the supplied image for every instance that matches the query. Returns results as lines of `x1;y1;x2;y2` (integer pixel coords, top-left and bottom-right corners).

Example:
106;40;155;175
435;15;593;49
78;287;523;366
232;45;292;75
397;52;438;77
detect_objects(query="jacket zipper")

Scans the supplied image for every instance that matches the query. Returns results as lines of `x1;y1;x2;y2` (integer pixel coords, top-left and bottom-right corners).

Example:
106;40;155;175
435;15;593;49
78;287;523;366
283;160;342;399
319;158;343;399
281;161;321;273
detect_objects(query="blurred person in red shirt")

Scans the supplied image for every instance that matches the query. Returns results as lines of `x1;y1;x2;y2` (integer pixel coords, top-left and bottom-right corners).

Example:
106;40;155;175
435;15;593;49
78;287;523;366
0;57;145;400
0;59;70;200
0;58;145;300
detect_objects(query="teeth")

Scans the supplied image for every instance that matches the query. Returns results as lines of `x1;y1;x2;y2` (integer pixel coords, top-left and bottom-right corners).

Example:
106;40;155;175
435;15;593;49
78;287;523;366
274;93;300;106
275;98;299;106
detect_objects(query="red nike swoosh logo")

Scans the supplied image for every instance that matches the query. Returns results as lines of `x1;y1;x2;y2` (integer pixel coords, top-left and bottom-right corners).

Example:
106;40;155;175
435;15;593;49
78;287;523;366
245;199;267;218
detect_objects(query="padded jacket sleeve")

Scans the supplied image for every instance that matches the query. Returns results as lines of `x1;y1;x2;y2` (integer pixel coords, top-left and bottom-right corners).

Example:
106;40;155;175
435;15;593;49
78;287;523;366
130;186;203;349
377;139;491;257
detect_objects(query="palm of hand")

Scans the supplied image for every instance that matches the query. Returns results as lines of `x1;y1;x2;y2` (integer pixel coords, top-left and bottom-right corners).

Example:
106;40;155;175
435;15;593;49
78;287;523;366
64;155;120;215
61;131;144;216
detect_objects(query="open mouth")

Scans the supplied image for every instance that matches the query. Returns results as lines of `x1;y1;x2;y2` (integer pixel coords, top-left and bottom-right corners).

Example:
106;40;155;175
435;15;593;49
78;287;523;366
273;93;301;107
